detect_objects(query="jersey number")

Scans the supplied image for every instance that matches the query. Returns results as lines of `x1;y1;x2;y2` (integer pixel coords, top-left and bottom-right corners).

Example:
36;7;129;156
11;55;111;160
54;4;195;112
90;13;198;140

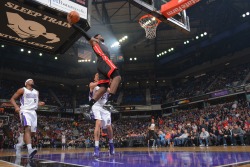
34;99;37;103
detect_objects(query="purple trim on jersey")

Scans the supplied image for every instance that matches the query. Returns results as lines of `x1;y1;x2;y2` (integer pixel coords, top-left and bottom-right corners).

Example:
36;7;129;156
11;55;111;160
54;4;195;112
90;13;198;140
21;114;27;126
20;96;24;105
89;91;93;98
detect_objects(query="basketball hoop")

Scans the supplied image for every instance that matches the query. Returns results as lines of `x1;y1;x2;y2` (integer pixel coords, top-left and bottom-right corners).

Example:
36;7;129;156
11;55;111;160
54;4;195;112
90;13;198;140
139;14;161;39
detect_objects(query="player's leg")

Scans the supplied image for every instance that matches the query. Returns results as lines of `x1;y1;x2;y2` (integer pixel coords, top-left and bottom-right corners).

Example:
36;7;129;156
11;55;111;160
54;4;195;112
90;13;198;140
96;57;121;109
90;61;109;104
146;131;150;147
19;113;34;156
148;131;153;147
106;70;121;103
26;112;38;159
106;124;115;155
15;128;25;156
153;132;158;147
23;126;34;154
62;142;66;150
16;115;25;156
15;134;24;155
92;106;102;157
101;110;115;155
94;120;101;157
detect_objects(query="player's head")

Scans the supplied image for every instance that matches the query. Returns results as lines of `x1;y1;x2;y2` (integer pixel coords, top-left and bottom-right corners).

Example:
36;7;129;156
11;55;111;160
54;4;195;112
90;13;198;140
25;79;34;87
151;119;154;124
94;73;99;82
94;34;104;42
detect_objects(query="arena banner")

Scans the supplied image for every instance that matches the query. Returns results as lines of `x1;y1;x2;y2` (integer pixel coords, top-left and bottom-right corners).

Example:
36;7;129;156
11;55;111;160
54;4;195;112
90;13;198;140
34;0;50;6
34;0;88;19
175;99;190;105
38;105;58;112
74;0;88;7
0;99;16;108
233;85;245;93
0;0;90;54
190;94;210;102
50;0;87;19
161;0;200;18
211;90;229;98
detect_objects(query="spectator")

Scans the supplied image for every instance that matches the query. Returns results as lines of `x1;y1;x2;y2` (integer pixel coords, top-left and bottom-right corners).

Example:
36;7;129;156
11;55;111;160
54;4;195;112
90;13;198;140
223;126;232;146
245;128;250;145
232;124;245;146
200;121;209;132
157;131;166;147
190;129;199;146
209;126;219;145
165;131;172;146
199;128;210;147
174;129;188;146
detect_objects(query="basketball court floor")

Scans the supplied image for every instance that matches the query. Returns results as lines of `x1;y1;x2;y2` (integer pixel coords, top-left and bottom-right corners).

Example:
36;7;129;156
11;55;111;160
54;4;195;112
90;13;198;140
0;147;250;167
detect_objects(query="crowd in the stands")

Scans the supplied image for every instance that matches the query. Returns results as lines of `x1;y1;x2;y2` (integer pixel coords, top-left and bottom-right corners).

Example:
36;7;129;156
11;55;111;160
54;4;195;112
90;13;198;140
0;98;249;149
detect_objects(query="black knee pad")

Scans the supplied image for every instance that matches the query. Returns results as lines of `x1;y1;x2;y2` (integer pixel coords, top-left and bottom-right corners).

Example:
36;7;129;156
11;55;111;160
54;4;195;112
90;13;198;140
98;83;109;88
110;69;120;79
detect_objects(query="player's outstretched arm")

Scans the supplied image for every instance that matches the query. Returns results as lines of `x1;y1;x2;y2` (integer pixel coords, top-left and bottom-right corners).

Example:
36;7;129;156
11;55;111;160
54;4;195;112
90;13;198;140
72;24;91;40
71;24;98;46
89;82;98;90
10;88;24;113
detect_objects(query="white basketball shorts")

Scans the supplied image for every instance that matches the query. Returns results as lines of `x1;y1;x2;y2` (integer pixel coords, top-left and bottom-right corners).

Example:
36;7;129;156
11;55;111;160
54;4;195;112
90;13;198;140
20;110;37;132
92;105;111;128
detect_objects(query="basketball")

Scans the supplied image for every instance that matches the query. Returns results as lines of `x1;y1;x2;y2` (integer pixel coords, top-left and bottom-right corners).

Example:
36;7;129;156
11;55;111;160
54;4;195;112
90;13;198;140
67;11;80;24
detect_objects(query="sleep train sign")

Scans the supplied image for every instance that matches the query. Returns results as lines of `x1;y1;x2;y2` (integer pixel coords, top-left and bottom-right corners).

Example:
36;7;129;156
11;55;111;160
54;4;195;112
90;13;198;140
0;0;90;54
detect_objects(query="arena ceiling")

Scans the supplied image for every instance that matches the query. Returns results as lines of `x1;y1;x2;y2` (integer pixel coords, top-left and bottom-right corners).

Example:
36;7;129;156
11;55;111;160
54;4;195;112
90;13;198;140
1;0;250;82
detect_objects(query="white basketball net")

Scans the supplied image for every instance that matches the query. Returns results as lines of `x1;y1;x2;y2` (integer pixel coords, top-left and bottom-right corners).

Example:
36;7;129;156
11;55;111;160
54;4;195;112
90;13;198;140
139;15;160;39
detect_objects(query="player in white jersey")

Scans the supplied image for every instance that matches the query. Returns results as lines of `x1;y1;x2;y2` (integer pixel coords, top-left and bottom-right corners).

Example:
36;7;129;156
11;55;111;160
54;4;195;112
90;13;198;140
89;73;115;157
62;132;66;150
10;79;45;158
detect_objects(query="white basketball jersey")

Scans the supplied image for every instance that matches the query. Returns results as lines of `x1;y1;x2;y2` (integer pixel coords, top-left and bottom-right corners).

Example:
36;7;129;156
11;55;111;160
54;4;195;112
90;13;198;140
20;87;39;111
89;86;109;107
62;135;66;143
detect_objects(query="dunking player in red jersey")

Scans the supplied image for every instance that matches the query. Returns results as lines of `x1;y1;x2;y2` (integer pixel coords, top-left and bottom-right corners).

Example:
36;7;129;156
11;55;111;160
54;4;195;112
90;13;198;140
67;17;121;119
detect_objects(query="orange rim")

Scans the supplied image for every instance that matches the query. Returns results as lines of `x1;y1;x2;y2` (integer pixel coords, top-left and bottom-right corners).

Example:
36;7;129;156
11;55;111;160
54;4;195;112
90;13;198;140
139;14;161;28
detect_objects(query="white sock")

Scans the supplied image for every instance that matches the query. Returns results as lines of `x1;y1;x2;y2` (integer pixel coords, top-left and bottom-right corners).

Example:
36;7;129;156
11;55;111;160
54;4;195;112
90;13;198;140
27;144;32;150
109;139;113;143
16;142;23;148
95;141;99;147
